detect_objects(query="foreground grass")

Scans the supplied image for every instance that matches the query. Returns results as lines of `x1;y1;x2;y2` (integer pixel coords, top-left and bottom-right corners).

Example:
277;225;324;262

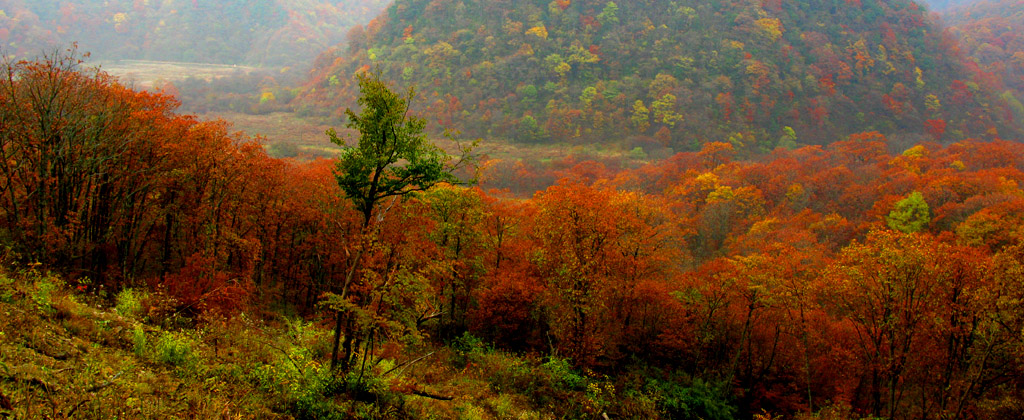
1;266;859;419
0;268;612;419
0;269;286;419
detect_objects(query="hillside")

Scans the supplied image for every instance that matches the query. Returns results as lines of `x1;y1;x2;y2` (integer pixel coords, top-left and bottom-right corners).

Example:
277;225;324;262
941;0;1024;119
0;0;388;67
299;0;1021;151
3;264;678;419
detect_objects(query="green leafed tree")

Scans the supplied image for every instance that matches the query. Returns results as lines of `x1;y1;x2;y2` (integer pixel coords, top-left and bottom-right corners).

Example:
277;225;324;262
631;100;650;132
777;126;798;150
325;70;473;371
598;2;620;26
652;94;682;127
517;114;545;143
328;71;461;227
887;191;930;233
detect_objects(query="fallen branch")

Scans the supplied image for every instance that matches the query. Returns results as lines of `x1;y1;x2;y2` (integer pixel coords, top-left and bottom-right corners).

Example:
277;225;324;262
416;311;445;327
382;351;436;378
411;388;454;401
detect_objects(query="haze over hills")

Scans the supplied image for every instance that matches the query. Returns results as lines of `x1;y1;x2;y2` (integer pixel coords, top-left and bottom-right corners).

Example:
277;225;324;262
919;0;979;10
298;0;1020;152
0;0;388;67
940;0;1024;108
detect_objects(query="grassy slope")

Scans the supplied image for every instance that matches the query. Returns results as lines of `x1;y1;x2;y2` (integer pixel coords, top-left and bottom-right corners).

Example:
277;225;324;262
0;270;284;418
0;267;706;420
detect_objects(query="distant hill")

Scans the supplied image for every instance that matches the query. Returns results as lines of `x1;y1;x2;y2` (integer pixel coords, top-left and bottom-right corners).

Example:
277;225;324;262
299;0;1020;151
941;0;1024;120
0;0;388;67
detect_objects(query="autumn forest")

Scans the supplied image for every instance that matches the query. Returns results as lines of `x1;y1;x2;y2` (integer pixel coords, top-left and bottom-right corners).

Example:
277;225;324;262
1;0;1024;419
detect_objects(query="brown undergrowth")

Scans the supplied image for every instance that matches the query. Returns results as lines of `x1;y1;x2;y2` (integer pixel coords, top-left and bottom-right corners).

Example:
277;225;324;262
0;268;576;420
0;264;754;420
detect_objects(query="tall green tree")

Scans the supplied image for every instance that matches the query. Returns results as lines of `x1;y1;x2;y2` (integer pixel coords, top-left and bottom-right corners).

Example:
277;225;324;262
325;70;472;371
328;71;458;227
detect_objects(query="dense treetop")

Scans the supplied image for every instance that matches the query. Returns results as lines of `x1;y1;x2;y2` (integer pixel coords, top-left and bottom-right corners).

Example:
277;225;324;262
0;0;388;66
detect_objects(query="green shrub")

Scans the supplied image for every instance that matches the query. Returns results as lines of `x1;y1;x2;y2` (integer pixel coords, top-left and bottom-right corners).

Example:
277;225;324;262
31;274;61;312
451;332;488;366
249;337;350;419
155;331;198;372
285;317;328;352
115;288;147;319
132;325;148;356
651;377;736;420
541;357;586;390
0;274;14;303
452;332;486;352
293;377;351;420
455;402;488;420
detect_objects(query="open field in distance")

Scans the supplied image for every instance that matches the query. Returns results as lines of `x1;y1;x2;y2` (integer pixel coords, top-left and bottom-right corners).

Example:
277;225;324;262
95;59;261;89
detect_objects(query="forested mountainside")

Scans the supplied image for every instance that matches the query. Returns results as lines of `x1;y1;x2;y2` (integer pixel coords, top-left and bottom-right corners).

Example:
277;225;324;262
299;0;1021;151
3;54;1024;419
0;0;388;67
941;0;1024;114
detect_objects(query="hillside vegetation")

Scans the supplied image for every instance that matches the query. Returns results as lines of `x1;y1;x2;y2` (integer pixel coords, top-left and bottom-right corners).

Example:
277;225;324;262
5;0;1024;418
3;50;1024;419
941;0;1024;115
0;0;388;67
6;262;706;419
300;0;1021;152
